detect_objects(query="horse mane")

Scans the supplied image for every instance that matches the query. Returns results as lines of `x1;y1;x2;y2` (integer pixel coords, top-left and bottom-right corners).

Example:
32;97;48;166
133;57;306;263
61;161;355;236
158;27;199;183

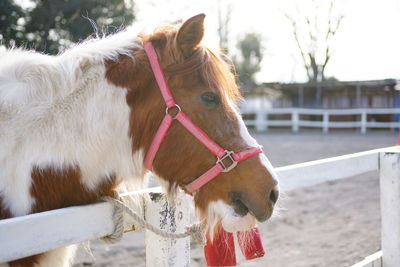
59;29;141;63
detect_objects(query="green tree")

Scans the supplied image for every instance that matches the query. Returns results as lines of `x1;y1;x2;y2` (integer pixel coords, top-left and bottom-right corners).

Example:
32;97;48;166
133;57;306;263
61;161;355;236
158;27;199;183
234;32;264;88
0;0;25;47
1;0;135;54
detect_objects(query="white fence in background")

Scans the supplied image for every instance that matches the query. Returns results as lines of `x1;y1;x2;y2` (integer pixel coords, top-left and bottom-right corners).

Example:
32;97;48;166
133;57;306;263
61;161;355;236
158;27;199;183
0;146;399;266
242;108;400;133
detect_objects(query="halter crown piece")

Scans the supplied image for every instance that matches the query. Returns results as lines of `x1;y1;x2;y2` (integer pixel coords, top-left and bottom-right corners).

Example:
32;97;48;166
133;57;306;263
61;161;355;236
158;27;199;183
143;42;262;194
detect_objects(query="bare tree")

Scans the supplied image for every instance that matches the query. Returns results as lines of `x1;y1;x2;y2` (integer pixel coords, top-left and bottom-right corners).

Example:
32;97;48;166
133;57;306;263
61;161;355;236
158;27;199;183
285;0;344;83
217;0;232;55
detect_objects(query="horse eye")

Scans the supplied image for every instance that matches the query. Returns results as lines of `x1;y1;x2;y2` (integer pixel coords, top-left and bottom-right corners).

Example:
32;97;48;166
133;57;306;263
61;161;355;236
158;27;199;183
200;92;220;107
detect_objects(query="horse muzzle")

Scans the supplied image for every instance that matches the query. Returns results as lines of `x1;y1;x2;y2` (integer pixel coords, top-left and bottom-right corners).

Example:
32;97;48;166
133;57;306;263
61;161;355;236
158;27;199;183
230;185;279;222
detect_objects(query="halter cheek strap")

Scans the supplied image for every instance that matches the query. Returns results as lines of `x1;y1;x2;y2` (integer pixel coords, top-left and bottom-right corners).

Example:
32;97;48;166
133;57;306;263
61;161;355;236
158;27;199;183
143;42;262;194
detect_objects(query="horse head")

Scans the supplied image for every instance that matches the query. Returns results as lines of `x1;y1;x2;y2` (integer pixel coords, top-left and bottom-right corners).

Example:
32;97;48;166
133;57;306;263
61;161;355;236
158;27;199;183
107;14;279;235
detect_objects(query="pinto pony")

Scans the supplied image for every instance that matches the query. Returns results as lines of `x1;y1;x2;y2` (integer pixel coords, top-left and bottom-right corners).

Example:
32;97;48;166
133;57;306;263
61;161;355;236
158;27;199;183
0;14;279;266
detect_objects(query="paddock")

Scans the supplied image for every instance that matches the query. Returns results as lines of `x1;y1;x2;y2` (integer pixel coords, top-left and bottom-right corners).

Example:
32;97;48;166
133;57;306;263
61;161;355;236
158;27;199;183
0;131;397;267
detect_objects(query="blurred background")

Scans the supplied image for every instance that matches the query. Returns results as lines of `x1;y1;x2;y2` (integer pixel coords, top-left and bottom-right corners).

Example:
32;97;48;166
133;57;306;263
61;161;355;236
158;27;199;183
1;0;398;266
2;0;399;131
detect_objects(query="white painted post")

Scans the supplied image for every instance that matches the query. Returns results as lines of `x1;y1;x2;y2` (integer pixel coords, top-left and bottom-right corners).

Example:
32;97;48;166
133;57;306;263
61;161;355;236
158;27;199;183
380;152;400;267
255;110;267;132
292;110;299;132
323;112;329;133
145;192;191;267
361;111;367;134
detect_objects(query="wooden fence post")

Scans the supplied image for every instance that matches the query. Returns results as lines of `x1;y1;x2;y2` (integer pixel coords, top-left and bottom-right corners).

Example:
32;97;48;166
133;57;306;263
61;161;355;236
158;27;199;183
380;151;400;267
323;112;329;133
255;110;267;132
145;192;191;267
361;111;367;134
292;110;299;132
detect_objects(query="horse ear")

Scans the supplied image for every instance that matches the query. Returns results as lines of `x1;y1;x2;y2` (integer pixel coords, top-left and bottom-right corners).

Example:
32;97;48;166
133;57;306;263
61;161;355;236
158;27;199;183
176;14;205;57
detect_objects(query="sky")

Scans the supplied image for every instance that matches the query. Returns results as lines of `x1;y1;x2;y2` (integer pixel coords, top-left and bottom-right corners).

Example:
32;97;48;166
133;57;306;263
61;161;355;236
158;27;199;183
133;0;400;83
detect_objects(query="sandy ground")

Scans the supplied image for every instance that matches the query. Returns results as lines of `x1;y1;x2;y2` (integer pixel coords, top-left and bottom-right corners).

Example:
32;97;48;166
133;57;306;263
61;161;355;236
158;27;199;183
73;130;396;267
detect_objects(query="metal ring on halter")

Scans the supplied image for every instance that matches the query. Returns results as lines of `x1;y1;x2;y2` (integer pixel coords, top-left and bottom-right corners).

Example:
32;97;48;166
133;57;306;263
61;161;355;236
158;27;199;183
216;150;238;172
165;104;182;118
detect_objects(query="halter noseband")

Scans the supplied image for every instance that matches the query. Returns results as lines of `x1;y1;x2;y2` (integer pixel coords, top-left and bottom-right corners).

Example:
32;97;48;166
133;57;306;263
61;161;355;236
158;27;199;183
143;42;262;194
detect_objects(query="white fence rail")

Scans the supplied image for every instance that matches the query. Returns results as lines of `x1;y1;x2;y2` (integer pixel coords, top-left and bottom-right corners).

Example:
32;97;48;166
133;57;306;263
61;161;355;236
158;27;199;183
350;251;383;267
0;146;399;266
242;108;400;133
0;187;193;266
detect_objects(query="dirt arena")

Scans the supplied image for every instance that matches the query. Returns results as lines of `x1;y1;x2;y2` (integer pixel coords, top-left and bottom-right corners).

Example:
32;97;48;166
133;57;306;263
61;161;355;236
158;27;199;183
74;130;396;267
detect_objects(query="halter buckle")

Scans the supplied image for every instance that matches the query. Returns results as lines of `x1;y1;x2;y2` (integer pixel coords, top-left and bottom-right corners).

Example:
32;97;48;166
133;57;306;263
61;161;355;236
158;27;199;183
165;104;182;118
217;150;237;172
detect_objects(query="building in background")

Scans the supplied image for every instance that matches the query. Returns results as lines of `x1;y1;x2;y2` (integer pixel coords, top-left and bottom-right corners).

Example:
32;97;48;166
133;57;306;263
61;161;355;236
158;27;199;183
262;79;399;108
239;79;400;131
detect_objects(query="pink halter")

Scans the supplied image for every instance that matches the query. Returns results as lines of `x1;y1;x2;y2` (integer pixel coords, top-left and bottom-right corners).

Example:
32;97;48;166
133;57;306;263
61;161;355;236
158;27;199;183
143;42;262;194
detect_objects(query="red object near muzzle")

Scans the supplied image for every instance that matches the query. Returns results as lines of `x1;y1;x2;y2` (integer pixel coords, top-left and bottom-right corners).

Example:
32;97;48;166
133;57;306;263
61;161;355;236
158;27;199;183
204;226;236;266
237;227;265;260
204;224;265;266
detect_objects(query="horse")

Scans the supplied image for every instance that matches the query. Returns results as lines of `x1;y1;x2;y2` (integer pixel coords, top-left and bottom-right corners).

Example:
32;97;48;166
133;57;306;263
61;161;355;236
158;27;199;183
0;14;279;267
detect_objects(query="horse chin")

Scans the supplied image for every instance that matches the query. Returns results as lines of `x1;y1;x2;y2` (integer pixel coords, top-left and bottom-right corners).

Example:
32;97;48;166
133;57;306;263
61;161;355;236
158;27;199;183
205;200;257;235
221;213;257;232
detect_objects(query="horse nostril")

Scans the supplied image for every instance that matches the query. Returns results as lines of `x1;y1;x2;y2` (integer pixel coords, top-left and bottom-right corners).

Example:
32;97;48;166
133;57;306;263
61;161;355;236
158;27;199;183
229;192;249;217
269;186;279;205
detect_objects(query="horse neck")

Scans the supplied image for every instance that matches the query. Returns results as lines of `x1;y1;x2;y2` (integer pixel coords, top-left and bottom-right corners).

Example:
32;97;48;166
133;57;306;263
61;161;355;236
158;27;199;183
105;47;165;157
29;54;143;187
53;38;150;186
